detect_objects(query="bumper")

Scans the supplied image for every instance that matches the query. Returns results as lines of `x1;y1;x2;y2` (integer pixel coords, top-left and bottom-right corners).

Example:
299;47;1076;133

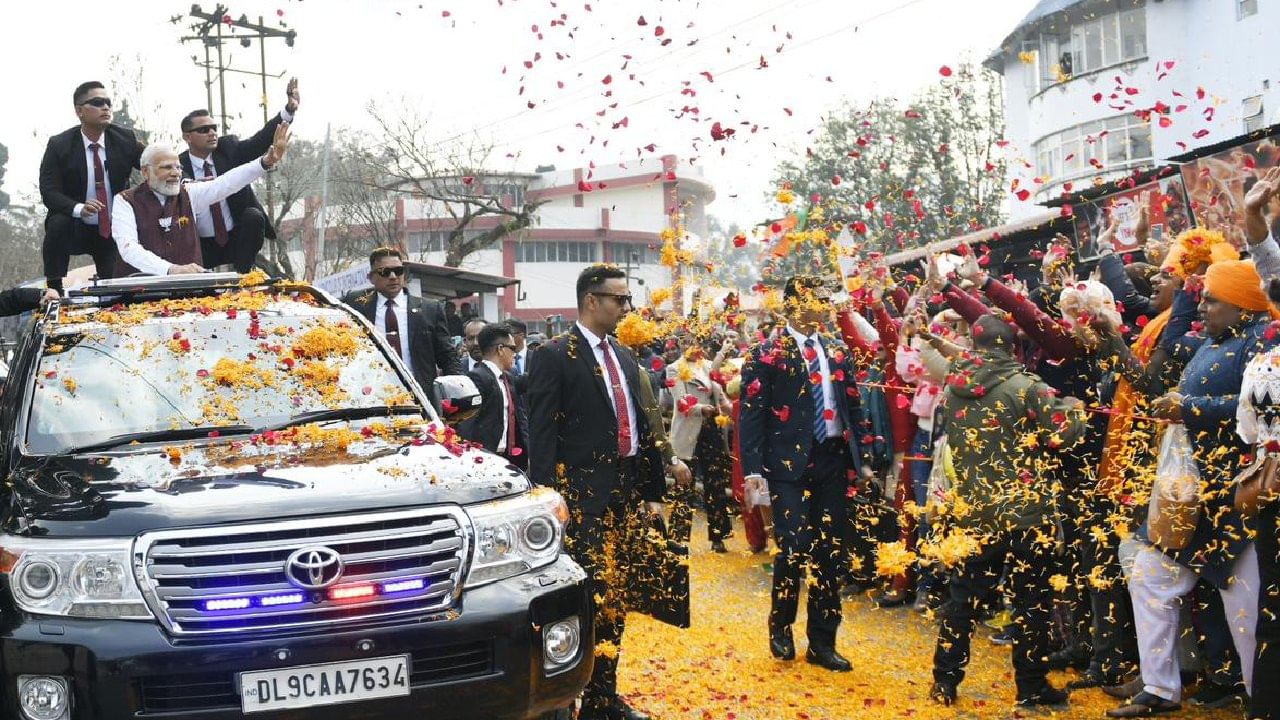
0;557;591;720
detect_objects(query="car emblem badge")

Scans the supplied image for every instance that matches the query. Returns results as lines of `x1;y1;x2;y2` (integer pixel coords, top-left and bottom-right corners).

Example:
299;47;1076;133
284;547;344;590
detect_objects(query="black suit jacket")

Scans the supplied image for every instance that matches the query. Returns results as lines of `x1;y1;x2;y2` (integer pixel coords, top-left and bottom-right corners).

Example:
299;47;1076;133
462;362;529;456
0;288;41;317
739;330;869;485
39;124;143;226
526;325;665;514
179;113;284;239
346;290;463;392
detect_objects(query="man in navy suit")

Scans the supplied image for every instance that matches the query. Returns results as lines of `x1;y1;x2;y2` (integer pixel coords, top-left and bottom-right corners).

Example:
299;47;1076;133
740;275;872;672
38;81;145;292
461;322;529;467
178;78;299;272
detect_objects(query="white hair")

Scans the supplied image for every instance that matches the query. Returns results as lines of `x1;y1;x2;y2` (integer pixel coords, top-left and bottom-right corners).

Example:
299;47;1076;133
140;143;179;169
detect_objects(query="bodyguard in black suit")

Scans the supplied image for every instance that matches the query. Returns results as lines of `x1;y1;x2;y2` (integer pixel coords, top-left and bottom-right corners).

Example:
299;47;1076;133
345;247;462;393
526;265;670;720
460;323;529;466
739;276;872;673
38;81;144;291
178;78;299;273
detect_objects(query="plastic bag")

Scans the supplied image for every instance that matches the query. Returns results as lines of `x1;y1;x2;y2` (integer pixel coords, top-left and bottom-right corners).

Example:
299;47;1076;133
1148;425;1201;551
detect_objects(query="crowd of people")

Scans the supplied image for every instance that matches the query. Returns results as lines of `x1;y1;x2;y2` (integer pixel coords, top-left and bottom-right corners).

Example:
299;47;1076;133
8;75;1280;720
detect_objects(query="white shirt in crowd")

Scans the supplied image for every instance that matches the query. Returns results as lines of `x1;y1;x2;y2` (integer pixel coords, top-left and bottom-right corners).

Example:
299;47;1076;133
576;321;639;457
785;325;843;438
374;290;414;374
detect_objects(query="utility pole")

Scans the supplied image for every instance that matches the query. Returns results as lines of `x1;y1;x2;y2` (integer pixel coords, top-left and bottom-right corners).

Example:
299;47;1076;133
178;4;296;265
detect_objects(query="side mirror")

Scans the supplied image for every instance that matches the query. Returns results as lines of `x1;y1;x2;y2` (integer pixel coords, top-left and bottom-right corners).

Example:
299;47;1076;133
432;374;482;425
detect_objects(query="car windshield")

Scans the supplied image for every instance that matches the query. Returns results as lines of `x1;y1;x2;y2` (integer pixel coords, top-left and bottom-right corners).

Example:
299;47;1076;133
25;292;425;455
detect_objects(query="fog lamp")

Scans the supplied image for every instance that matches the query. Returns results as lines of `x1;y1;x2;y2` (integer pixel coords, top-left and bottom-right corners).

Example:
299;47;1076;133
543;617;581;670
18;675;69;720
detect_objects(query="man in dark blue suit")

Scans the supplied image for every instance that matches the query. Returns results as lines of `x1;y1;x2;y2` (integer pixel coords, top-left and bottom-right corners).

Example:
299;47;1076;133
740;275;871;672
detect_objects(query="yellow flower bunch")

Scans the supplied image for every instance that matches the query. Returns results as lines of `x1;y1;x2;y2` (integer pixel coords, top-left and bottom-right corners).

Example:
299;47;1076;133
874;541;919;578
648;286;673;307
615;312;659;349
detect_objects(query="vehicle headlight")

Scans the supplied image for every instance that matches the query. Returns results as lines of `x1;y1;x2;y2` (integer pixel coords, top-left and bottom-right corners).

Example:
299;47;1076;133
465;489;568;587
1;537;150;619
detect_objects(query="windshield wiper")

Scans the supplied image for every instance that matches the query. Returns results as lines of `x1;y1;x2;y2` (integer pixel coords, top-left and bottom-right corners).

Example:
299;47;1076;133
62;424;255;455
254;405;425;435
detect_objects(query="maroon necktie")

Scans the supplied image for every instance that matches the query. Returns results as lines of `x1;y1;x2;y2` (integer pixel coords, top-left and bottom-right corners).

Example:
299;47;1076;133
501;371;519;454
384;300;402;358
88;142;111;240
203;162;230;246
598;339;633;458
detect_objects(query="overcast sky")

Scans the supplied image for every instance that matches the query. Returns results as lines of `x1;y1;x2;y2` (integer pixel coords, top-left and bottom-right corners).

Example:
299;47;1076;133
0;0;1031;223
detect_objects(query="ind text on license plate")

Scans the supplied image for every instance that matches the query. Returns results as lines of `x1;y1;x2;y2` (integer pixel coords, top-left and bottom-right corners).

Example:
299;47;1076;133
239;654;410;713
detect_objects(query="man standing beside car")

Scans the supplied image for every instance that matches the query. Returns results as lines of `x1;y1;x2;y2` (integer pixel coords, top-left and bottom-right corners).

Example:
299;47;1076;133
526;264;675;720
178;78;300;273
347;247;462;393
461;322;528;468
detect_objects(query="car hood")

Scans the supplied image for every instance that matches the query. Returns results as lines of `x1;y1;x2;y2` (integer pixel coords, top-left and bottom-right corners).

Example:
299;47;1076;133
4;435;528;537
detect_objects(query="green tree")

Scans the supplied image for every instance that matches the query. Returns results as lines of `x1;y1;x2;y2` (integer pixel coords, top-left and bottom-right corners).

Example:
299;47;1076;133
773;61;1007;256
0;141;9;209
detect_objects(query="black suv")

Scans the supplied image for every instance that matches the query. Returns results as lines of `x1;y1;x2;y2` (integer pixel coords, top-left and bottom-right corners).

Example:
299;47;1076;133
0;274;589;719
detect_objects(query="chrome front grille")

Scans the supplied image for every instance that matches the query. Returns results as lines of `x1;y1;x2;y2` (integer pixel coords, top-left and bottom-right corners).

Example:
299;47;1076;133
133;507;470;636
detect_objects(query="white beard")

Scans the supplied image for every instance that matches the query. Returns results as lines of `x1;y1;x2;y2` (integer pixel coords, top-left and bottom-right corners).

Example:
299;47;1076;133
149;177;181;197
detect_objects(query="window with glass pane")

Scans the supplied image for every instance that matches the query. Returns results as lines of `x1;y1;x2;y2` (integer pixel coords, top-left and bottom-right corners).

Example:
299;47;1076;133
1101;13;1120;66
1128;124;1152;161
534;242;546;262
1239;0;1258;19
1244;96;1265;133
1119;9;1146;59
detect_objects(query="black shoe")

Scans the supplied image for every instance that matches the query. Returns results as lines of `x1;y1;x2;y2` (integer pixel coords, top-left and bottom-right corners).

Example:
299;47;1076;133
988;627;1015;646
1047;645;1091;671
1067;669;1114;690
1188;681;1246;709
930;682;957;706
769;624;795;660
607;697;650;720
1017;684;1069;707
804;645;852;672
710;540;727;553
1105;690;1181;717
871;588;914;608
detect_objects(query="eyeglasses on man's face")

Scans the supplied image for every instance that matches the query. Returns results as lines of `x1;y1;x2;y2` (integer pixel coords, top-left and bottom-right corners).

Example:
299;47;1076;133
590;292;634;307
499;343;520;353
79;97;112;108
188;124;219;135
374;266;407;278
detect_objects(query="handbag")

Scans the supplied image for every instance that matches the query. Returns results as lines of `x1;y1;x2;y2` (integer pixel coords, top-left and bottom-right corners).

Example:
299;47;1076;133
1148;425;1201;551
1233;452;1280;518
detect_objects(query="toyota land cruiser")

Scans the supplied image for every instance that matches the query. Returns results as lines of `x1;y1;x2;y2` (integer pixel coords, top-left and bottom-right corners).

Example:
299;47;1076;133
0;273;589;719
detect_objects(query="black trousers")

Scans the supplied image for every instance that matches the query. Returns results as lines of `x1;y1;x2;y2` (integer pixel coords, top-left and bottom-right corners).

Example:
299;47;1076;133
563;459;641;709
43;213;117;289
669;424;733;544
933;525;1055;697
1251;502;1279;720
768;438;850;647
200;206;267;273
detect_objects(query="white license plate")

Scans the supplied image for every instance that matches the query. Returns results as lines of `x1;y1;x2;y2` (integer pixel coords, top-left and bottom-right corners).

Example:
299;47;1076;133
239;654;410;713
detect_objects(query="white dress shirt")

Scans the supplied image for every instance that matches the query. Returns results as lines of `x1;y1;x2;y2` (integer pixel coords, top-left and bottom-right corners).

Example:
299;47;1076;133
374;290;414;373
188;154;237;236
577;321;639;457
73;132;112;224
482;359;512;452
786;325;843;438
111;159;267;276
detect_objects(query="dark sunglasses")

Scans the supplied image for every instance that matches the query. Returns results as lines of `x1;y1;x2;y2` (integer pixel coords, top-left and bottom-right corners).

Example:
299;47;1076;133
500;343;519;352
374;266;407;278
590;292;634;306
188;124;218;135
79;97;112;108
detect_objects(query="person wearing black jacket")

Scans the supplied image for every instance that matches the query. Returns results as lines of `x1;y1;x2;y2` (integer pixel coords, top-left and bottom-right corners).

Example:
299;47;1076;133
525;265;669;720
739;276;873;673
178;78;299;272
0;287;56;317
461;323;528;467
38;81;145;291
344;248;462;394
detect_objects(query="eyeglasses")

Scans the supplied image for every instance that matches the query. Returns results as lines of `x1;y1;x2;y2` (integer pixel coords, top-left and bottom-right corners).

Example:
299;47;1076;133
500;344;519;352
374;267;407;278
188;124;218;135
79;97;112;108
590;292;634;306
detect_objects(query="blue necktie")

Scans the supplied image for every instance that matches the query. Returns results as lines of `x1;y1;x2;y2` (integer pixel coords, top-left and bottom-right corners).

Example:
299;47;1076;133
805;338;827;442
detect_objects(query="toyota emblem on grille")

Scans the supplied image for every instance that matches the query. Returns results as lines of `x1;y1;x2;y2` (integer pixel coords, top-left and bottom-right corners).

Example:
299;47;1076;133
284;547;344;589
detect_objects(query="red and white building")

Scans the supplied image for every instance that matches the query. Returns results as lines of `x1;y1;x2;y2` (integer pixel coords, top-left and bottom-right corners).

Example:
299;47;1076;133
294;155;715;332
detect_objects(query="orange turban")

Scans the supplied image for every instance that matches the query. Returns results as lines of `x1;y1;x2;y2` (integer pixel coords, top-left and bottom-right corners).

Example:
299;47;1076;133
1204;260;1280;316
1162;228;1238;278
